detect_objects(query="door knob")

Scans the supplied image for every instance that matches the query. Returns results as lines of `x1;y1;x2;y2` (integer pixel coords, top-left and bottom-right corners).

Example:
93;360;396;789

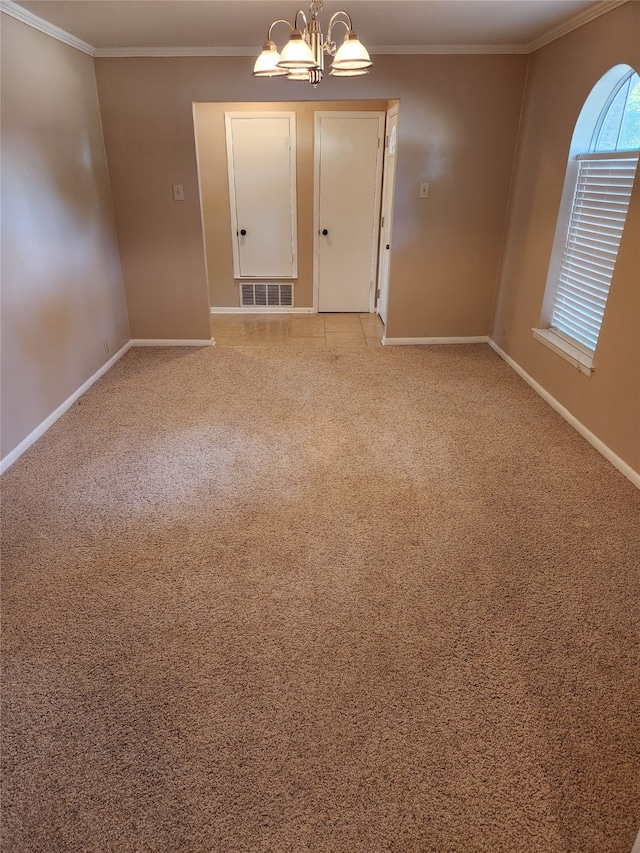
322;229;328;236
240;229;247;236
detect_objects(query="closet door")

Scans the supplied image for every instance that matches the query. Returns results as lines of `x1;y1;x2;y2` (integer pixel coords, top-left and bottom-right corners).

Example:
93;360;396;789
314;112;384;313
225;113;297;279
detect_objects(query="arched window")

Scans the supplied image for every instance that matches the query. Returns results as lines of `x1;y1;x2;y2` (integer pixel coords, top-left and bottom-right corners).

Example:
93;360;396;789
592;70;640;152
535;66;639;375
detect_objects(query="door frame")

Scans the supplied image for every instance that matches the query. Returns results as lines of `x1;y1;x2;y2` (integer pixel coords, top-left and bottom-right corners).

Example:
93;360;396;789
312;111;385;313
224;111;298;279
376;103;399;325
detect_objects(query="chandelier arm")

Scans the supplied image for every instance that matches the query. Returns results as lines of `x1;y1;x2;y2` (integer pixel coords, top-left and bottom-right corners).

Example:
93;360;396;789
324;13;351;55
267;19;294;41
326;10;353;39
294;10;309;34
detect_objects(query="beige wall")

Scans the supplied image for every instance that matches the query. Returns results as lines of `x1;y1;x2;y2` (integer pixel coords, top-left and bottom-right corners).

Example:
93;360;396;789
94;54;526;338
492;3;640;473
0;15;130;461
194;100;389;309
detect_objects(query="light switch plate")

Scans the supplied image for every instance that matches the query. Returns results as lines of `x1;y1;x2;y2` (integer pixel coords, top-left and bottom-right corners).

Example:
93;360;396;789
173;184;184;201
419;182;430;199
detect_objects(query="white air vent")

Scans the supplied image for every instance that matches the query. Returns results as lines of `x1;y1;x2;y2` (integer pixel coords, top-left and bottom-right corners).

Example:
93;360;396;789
240;283;293;308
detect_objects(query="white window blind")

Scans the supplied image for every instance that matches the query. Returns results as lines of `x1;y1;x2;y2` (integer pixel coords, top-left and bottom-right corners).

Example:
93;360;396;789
551;154;638;352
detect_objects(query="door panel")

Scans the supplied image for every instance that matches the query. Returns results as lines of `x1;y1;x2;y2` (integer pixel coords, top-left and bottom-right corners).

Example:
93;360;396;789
315;114;384;313
226;114;297;279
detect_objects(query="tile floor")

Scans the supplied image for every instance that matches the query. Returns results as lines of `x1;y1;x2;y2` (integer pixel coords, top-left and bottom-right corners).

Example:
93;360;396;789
211;313;385;348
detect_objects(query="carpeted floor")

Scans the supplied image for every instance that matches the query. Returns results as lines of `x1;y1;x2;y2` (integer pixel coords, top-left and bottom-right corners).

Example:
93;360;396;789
1;344;639;853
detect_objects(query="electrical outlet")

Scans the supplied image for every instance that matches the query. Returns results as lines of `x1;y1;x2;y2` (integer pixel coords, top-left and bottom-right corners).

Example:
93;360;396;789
172;184;184;201
103;340;109;353
419;182;430;199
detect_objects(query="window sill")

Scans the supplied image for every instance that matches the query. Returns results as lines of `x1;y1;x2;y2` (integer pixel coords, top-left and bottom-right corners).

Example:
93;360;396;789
532;328;594;377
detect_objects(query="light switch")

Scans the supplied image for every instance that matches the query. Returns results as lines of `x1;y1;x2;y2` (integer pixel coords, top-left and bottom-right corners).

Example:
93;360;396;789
172;184;184;201
419;182;430;199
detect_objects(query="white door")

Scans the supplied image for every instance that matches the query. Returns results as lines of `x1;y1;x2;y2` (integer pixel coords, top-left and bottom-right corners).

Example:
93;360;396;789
225;113;297;279
315;113;384;313
376;106;399;326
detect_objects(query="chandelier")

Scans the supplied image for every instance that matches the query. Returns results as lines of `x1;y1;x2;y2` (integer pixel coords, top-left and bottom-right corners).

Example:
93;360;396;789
252;0;373;86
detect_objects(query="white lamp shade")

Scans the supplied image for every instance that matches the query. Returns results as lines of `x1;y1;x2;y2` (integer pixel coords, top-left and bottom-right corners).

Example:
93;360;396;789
330;67;369;77
331;31;372;71
277;31;318;69
253;41;289;77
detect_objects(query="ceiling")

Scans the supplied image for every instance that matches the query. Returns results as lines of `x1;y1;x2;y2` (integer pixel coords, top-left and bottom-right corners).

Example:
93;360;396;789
6;0;621;54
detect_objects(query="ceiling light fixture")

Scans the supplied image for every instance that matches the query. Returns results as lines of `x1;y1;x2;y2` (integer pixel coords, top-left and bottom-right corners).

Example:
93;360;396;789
253;0;372;87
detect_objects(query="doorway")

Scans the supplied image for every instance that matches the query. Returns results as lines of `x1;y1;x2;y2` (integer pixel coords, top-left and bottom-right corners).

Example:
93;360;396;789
194;101;395;315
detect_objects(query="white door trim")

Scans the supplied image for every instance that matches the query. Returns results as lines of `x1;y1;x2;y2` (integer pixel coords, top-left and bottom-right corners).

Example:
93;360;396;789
376;103;399;325
313;111;385;313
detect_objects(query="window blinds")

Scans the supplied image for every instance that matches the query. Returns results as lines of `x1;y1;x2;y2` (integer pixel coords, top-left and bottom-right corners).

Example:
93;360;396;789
551;154;638;352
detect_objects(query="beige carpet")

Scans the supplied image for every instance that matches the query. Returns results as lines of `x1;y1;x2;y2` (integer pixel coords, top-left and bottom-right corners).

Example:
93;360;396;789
1;344;639;853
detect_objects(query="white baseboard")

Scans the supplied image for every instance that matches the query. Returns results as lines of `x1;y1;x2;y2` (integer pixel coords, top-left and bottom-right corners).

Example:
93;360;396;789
0;341;132;475
131;338;215;346
211;307;314;315
382;335;489;346
0;336;218;474
489;339;640;490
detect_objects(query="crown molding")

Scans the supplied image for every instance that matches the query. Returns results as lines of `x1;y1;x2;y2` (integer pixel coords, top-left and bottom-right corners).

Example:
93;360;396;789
0;0;95;55
371;44;527;56
93;46;257;58
93;44;529;58
524;0;628;53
